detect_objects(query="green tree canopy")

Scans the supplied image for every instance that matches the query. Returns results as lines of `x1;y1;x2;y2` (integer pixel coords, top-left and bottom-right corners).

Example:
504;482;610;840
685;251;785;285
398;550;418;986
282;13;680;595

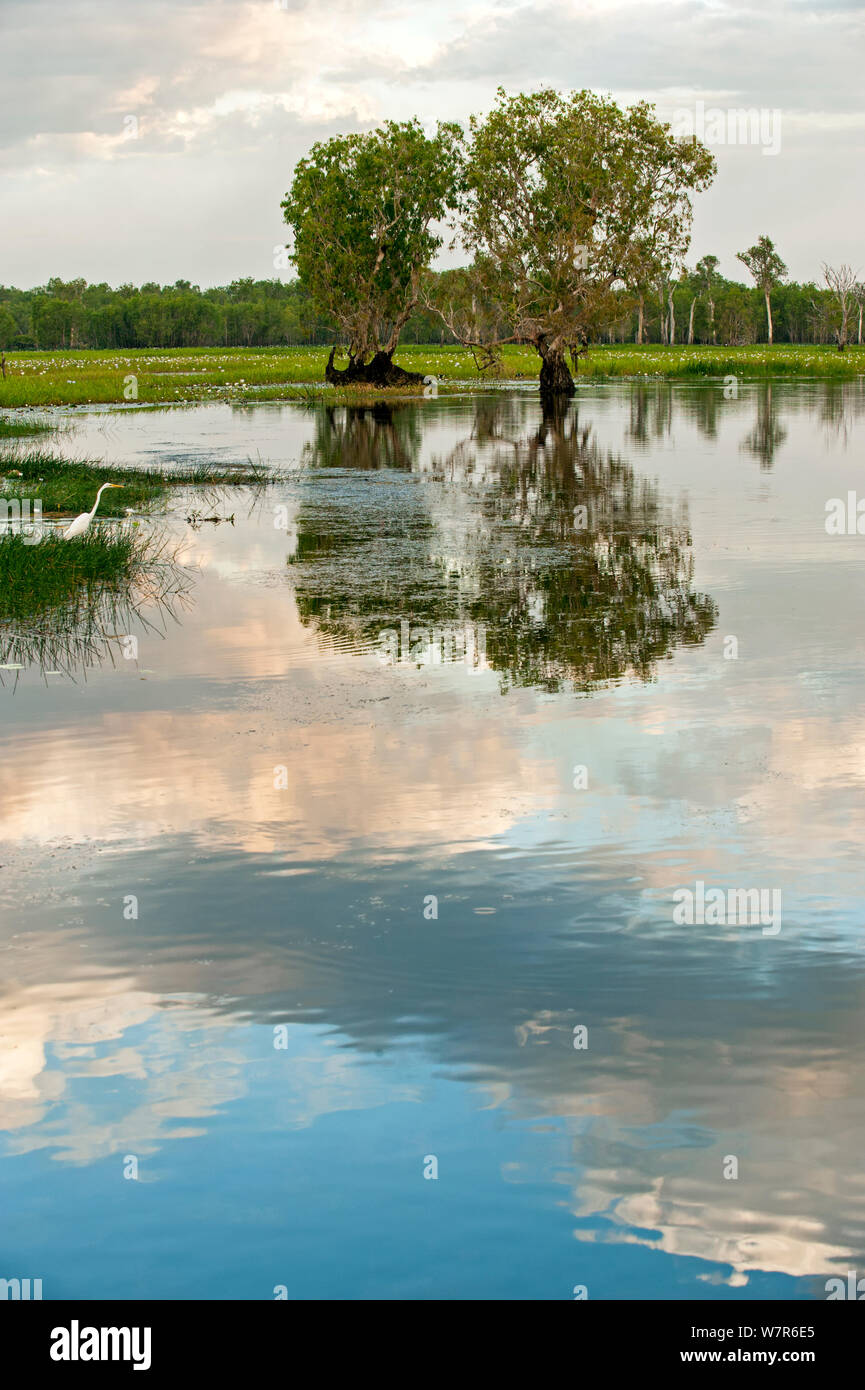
281;119;462;383
736;235;787;345
431;88;715;397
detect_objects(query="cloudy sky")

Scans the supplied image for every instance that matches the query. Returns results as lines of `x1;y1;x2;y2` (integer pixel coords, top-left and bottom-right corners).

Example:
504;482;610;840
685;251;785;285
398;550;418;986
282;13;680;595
0;0;861;288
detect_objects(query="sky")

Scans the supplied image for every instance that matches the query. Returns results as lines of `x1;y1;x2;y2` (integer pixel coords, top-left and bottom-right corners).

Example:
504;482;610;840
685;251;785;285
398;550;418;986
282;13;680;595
0;0;862;289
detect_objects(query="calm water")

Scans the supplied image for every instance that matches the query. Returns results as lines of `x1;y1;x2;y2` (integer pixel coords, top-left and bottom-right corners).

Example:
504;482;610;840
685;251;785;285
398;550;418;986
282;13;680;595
2;380;865;1300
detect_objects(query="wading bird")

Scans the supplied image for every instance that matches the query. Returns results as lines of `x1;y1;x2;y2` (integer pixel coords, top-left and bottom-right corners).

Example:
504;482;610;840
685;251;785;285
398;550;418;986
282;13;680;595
62;482;124;539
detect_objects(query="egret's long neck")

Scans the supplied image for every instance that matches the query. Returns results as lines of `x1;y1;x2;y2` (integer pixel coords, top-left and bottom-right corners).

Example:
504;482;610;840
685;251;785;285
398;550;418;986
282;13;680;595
91;482;113;518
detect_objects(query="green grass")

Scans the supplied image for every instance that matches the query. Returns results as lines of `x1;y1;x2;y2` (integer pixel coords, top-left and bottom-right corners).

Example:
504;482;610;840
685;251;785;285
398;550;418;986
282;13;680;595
0;348;335;407
0;342;862;408
0;526;192;681
0;530;138;620
1;449;164;515
575;344;865;378
0;446;285;516
0;413;54;437
0;528;185;631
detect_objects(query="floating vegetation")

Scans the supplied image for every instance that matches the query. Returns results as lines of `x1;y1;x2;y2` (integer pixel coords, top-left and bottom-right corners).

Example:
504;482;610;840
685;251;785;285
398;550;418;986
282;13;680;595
0;446;287;517
0;527;193;684
0;413;54;438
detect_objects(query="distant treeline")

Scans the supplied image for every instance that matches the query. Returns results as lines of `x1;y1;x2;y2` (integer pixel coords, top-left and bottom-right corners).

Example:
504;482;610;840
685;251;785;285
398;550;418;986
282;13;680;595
0;274;858;351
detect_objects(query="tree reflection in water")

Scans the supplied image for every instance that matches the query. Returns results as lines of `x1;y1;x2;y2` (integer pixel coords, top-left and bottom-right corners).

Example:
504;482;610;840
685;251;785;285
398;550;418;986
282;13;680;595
288;397;718;693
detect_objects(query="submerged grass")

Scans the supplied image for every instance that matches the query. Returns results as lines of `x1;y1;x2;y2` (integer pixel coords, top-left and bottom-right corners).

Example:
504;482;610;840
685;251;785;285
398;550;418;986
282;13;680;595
0;414;54;437
1;449;163;514
0;531;137;620
0;445;285;515
0;343;862;408
0;526;189;628
0;525;193;681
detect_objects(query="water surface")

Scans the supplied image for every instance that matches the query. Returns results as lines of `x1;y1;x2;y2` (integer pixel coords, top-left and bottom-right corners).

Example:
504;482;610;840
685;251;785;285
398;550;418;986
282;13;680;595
2;381;865;1299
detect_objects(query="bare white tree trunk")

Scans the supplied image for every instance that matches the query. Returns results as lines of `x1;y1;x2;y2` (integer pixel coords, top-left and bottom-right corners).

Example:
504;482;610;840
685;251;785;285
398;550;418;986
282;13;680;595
823;263;858;351
765;290;773;346
657;284;668;344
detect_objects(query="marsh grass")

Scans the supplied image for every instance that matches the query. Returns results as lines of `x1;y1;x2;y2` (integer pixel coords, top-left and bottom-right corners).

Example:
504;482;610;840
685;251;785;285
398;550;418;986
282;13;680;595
0;414;54;438
577;345;865;378
0;530;139;620
274;382;445;407
1;450;163;514
0;446;285;515
0;527;193;681
1;343;862;408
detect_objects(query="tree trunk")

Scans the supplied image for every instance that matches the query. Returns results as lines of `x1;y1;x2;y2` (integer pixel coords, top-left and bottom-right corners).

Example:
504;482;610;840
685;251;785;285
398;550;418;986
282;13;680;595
687;297;696;344
709;298;715;343
325;346;425;388
636;296;644;344
536;336;575;399
858;303;863;345
668;291;676;346
765;290;773;346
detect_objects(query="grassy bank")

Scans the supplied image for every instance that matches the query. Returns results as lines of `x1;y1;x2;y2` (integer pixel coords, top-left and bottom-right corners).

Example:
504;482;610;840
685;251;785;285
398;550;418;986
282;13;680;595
0;414;55;437
0;530;141;622
0;445;281;517
0;526;192;683
0;343;862;408
0;527;189;647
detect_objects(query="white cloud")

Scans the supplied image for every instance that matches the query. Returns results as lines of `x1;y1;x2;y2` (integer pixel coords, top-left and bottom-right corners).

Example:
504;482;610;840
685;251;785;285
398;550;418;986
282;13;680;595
0;0;860;283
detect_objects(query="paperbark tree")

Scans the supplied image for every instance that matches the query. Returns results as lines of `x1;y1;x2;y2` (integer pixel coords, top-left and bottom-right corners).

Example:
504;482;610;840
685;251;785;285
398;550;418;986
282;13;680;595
282;120;462;386
736;236;787;346
821;263;859;351
695;255;720;343
426;88;714;398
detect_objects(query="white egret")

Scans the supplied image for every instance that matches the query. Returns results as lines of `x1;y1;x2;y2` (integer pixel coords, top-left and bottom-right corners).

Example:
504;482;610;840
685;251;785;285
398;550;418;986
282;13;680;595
62;482;124;539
